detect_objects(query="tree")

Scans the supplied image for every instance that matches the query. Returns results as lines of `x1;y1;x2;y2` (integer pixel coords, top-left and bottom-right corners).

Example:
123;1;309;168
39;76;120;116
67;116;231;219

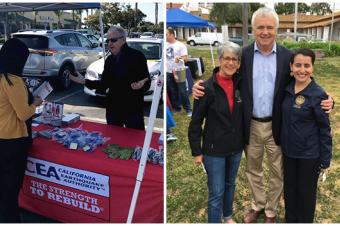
120;4;146;34
77;10;83;29
275;3;310;15
84;3;146;33
310;3;332;15
85;13;100;30
209;3;263;27
33;11;39;27
54;10;63;29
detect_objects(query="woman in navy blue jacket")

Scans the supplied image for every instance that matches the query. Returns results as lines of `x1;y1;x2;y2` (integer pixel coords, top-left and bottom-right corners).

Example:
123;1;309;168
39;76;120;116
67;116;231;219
281;48;332;223
188;42;244;223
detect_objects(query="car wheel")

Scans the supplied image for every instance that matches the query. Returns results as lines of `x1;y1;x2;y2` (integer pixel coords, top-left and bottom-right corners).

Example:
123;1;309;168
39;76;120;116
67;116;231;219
214;41;220;47
58;64;73;89
189;40;196;46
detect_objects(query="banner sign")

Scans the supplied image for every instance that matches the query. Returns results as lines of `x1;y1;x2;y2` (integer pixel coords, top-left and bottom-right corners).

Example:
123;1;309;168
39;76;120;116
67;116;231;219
25;157;109;197
23;157;110;220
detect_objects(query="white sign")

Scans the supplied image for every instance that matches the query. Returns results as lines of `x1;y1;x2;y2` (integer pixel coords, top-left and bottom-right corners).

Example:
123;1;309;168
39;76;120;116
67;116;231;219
25;157;110;197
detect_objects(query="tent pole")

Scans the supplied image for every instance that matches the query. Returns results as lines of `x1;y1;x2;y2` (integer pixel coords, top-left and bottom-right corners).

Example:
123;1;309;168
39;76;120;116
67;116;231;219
98;3;106;60
127;61;164;223
4;13;8;41
207;27;215;68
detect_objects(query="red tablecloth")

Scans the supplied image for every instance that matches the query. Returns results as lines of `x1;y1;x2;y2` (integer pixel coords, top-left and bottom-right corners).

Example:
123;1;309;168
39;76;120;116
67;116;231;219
19;120;164;223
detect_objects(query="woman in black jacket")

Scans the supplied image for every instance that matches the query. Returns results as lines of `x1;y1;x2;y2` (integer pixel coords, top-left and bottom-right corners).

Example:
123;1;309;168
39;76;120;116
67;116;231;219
281;48;332;223
188;42;244;223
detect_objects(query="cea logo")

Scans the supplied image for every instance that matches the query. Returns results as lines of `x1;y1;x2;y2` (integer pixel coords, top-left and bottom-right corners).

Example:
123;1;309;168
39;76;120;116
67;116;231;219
26;160;61;180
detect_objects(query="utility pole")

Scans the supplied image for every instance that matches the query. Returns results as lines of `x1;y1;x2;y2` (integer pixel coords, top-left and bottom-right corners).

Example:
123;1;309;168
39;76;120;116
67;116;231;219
294;2;298;41
155;3;158;25
329;3;335;51
242;3;249;46
135;3;138;28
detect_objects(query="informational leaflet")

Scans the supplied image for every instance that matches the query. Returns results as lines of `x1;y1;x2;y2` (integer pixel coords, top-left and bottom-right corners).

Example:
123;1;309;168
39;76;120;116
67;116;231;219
33;81;53;100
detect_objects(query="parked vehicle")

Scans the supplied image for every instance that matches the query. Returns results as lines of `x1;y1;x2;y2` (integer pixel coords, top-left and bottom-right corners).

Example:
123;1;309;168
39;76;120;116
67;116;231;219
129;32;141;38
12;30;102;89
140;32;154;38
229;37;243;46
187;32;244;46
76;29;99;37
84;38;163;102
84;34;101;47
187;32;222;46
155;34;164;39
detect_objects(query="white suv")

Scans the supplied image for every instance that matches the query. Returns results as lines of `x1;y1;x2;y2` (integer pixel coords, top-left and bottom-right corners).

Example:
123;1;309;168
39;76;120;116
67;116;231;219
12;30;102;89
84;38;162;102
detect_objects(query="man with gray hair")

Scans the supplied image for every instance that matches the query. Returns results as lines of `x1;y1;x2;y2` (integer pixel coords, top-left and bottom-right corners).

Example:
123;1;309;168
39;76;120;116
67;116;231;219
70;26;150;129
193;7;333;223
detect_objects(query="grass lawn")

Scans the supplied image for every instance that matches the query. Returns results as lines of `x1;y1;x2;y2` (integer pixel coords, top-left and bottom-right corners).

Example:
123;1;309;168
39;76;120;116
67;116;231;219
166;46;340;223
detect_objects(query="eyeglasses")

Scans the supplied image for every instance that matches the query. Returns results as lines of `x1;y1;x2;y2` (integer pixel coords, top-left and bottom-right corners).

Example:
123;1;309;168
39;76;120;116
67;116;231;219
221;56;239;63
106;37;123;44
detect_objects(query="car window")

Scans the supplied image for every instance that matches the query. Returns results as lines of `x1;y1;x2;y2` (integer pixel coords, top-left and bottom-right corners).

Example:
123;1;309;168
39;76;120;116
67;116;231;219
87;35;98;41
55;34;80;47
77;34;92;48
127;42;161;60
13;35;48;49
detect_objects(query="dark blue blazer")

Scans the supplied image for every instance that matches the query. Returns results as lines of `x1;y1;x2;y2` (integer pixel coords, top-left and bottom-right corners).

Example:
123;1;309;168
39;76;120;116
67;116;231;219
240;43;292;145
281;79;332;168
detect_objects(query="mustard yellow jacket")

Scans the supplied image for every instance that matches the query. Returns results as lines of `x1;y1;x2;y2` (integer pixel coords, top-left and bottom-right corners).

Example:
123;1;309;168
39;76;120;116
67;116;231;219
0;74;36;139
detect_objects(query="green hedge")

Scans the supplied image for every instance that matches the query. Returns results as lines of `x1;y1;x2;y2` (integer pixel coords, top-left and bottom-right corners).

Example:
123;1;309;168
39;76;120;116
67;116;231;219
279;40;340;57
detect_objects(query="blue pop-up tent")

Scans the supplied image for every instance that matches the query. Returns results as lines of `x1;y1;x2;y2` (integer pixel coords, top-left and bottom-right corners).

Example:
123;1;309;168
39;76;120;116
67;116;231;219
167;8;215;28
167;8;217;67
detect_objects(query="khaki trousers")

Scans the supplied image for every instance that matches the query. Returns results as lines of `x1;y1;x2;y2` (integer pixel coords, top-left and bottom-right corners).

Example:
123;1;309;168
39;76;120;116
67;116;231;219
245;119;283;217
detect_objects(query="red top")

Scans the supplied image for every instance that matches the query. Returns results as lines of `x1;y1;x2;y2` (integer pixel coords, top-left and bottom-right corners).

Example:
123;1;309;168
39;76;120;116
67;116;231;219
216;72;234;113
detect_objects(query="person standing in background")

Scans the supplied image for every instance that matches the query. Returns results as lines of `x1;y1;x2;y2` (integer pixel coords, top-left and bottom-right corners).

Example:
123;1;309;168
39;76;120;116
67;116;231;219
166;27;192;117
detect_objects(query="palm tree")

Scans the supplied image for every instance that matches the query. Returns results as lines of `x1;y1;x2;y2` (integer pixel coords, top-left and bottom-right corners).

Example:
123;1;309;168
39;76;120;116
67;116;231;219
54;10;62;29
77;10;83;29
33;11;39;28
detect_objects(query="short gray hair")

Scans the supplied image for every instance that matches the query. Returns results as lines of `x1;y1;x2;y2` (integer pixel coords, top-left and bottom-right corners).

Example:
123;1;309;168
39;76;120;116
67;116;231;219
251;7;279;29
108;25;127;38
217;41;242;60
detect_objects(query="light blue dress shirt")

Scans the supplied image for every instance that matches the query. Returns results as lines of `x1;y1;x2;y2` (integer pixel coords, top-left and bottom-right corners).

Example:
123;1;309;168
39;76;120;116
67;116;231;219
252;42;277;118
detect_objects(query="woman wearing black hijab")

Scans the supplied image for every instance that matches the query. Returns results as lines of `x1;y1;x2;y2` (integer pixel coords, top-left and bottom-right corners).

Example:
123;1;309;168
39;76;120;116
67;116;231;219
0;38;42;222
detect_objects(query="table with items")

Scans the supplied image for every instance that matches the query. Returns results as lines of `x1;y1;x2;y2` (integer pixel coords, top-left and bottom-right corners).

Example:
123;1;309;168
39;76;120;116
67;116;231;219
18;118;164;223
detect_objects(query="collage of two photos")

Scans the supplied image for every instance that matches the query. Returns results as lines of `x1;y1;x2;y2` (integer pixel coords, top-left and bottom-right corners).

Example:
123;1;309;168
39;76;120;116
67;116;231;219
0;1;339;224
